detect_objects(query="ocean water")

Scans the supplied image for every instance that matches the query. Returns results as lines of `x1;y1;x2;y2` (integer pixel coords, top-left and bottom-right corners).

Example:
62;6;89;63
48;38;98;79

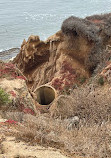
0;0;111;51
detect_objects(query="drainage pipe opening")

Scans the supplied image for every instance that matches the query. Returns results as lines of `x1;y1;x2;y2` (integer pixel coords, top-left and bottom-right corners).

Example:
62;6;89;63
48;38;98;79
35;85;56;105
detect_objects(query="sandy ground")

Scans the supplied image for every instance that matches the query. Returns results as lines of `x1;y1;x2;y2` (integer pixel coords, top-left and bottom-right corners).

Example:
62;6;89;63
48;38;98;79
0;114;69;158
0;136;69;158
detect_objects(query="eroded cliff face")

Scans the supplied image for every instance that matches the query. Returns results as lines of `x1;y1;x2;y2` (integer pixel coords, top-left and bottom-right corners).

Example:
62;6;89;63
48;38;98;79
13;13;111;93
13;31;91;92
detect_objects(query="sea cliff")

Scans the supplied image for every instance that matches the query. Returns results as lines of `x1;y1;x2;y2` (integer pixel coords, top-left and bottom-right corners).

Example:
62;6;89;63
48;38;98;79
0;13;111;158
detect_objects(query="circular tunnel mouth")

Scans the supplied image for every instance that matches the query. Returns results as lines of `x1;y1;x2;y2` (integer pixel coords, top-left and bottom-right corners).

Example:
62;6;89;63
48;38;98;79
35;85;56;105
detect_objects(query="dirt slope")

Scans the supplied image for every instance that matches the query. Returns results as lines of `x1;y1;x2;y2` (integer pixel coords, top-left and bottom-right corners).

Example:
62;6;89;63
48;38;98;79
0;136;68;158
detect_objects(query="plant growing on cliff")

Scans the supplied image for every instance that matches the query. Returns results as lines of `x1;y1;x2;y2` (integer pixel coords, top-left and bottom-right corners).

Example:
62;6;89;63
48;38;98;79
78;76;87;84
98;76;104;85
0;62;26;81
51;61;85;93
0;88;11;105
61;16;100;41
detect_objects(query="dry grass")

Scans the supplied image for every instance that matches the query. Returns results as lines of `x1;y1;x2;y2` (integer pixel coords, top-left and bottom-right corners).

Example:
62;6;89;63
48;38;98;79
0;61;111;158
0;134;6;154
15;115;111;158
2;108;110;158
0;74;111;158
0;76;111;158
70;84;111;125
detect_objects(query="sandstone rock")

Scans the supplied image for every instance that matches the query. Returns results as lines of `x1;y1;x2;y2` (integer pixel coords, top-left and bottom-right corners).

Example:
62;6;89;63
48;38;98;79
13;13;111;94
13;34;50;72
13;30;90;93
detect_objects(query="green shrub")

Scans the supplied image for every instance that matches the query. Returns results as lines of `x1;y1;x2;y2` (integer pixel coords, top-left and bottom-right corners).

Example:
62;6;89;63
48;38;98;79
98;76;104;85
61;16;100;42
79;76;87;84
0;88;11;105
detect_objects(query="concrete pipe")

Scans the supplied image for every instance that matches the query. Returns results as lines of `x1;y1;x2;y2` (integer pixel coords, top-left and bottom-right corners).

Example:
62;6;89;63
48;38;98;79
34;85;56;112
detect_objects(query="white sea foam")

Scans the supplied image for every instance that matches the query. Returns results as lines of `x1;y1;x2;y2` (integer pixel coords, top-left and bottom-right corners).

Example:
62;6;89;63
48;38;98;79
23;12;73;22
9;56;15;61
0;49;3;52
0;47;20;53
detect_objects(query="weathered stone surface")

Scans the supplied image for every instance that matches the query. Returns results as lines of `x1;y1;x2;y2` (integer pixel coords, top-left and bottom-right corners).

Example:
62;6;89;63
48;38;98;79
13;30;90;93
13;14;111;94
12;13;111;113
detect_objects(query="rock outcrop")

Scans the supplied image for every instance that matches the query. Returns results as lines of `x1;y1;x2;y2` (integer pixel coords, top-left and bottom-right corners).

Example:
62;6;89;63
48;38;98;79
13;13;111;94
1;13;111;158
